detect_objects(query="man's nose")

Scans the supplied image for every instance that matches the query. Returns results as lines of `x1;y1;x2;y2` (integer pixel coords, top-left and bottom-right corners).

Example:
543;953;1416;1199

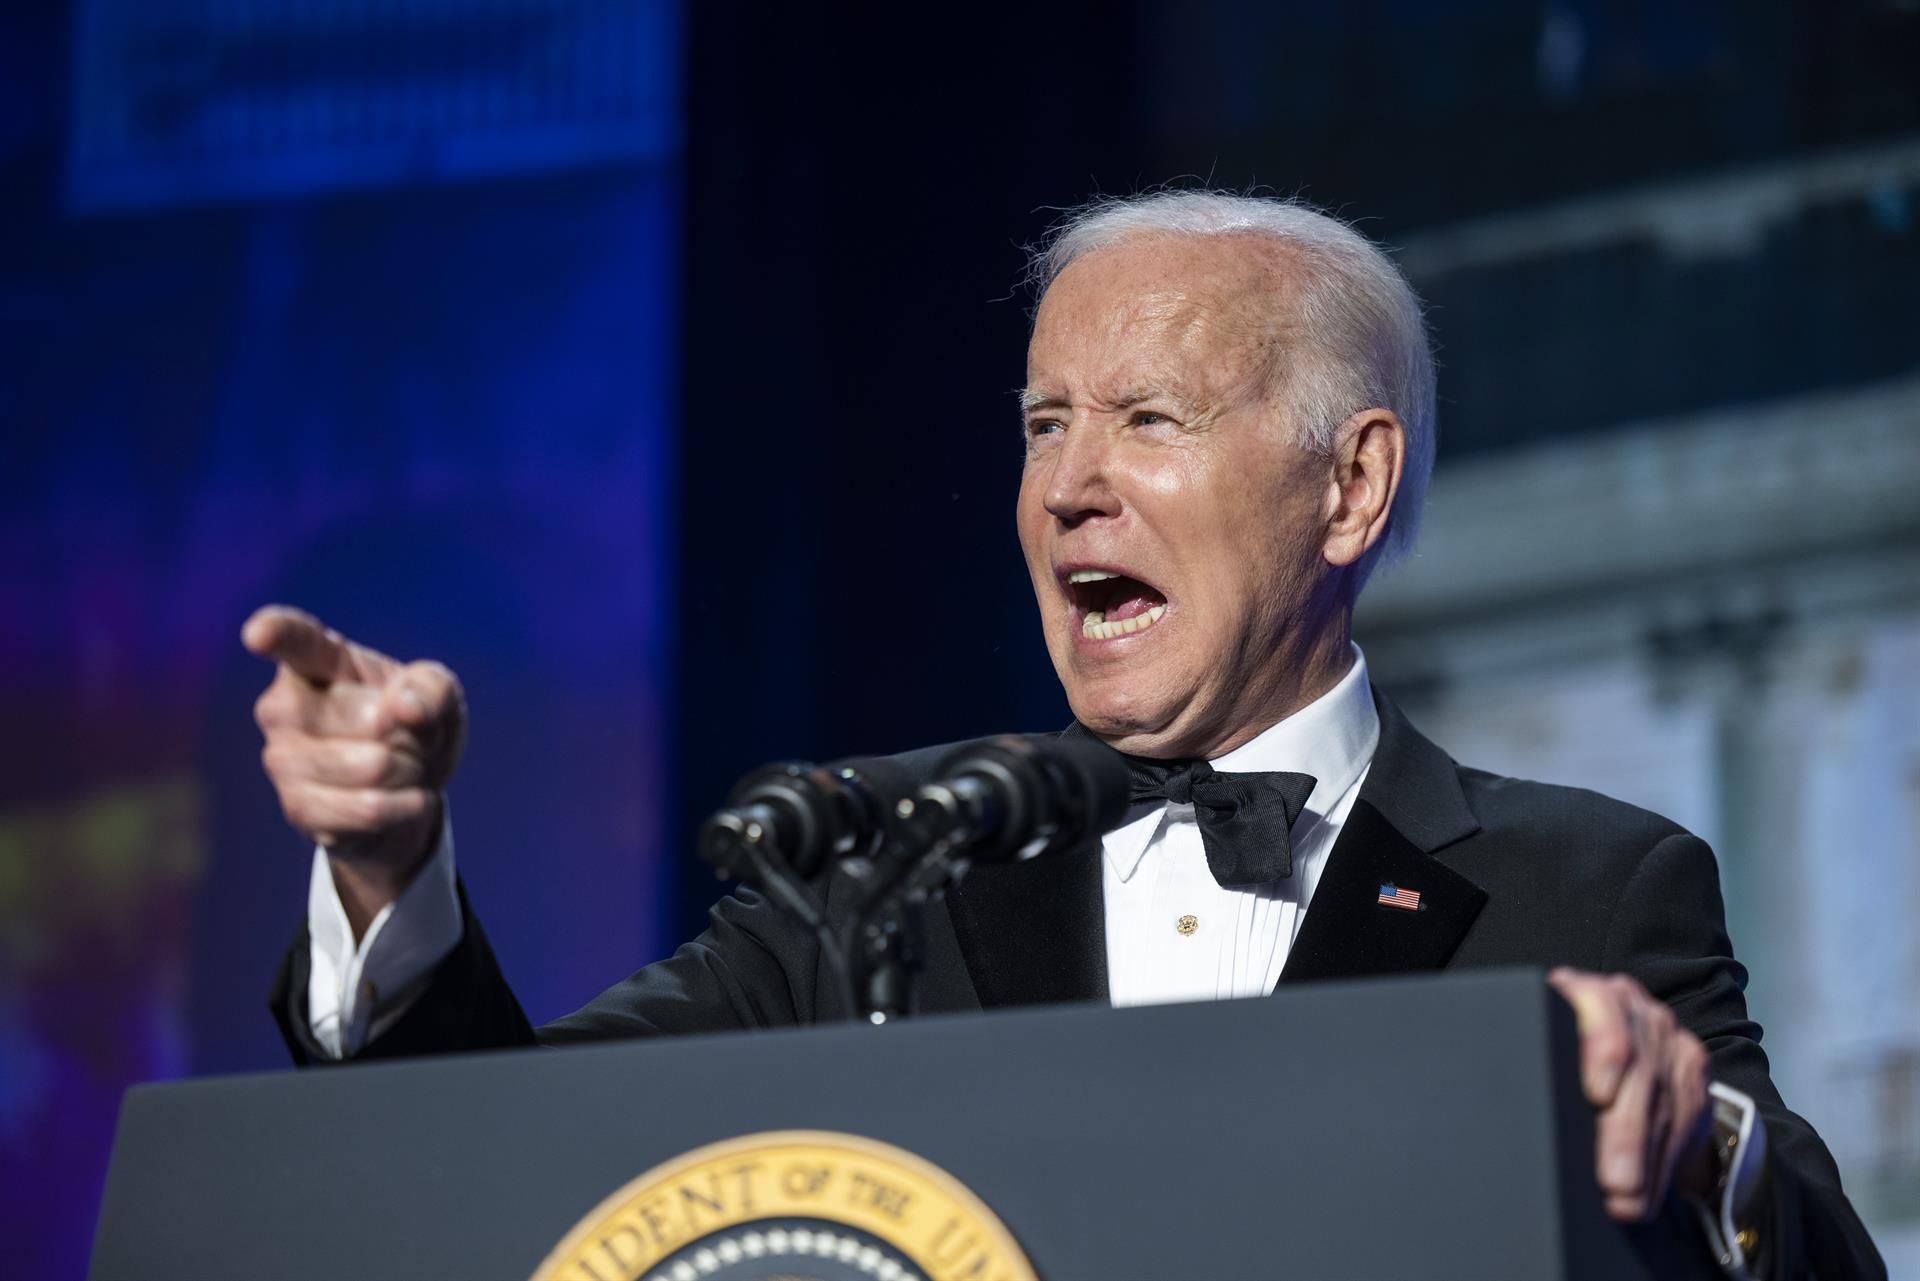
1043;427;1121;525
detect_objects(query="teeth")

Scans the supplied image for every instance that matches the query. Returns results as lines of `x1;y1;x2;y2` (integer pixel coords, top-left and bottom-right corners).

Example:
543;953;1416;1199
1067;569;1120;584
1080;603;1166;641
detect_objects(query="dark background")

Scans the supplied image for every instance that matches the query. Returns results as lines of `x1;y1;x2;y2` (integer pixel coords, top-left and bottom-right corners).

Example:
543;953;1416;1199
2;1;1916;1274
674;0;1920;917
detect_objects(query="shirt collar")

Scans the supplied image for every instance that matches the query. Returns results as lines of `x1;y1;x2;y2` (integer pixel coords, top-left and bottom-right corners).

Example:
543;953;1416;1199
1103;644;1381;884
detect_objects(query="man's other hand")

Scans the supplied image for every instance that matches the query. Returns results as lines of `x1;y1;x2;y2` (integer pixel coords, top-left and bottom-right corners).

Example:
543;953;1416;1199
244;605;467;940
1548;967;1717;1222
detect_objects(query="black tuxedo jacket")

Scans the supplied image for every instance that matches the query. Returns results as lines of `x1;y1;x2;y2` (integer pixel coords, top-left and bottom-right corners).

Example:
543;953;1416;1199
271;691;1883;1280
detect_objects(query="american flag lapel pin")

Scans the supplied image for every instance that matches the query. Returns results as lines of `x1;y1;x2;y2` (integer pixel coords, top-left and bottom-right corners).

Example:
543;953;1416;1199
1377;881;1424;912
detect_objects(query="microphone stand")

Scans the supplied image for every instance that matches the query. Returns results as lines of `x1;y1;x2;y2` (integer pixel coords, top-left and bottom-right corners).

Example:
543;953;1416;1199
703;734;1126;1024
702;803;958;1025
700;811;861;1023
839;786;985;1024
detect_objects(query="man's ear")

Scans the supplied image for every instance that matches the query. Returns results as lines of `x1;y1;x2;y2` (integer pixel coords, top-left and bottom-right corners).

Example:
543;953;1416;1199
1322;408;1405;570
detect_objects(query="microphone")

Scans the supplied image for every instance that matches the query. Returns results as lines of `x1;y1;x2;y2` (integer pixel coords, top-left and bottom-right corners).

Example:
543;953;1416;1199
695;735;1131;1024
698;734;1131;885
895;734;1131;863
698;755;913;882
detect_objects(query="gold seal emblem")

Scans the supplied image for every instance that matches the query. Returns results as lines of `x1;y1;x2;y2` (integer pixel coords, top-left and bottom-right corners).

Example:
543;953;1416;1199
530;1130;1039;1281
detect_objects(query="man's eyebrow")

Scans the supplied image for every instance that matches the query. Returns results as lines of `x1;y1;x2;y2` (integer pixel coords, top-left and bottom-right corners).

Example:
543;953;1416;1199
1017;383;1198;413
1109;382;1197;411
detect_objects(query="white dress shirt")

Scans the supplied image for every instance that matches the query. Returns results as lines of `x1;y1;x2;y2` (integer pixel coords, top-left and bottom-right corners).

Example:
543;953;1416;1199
305;811;462;1058
1102;644;1376;1007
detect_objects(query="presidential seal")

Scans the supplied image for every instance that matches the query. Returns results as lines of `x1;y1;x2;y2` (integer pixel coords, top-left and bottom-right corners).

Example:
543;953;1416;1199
530;1130;1040;1281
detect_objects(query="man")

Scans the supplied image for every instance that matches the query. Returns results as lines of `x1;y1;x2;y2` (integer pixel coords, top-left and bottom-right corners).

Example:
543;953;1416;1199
247;192;1883;1279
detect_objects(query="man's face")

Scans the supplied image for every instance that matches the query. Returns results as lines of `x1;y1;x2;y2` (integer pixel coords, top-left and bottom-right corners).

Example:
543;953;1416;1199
1017;234;1340;758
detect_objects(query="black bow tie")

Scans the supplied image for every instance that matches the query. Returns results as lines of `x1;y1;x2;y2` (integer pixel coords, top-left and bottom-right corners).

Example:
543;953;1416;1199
1122;755;1318;888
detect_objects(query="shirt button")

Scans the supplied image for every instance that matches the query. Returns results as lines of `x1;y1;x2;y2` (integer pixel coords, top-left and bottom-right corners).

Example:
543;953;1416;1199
1175;914;1199;937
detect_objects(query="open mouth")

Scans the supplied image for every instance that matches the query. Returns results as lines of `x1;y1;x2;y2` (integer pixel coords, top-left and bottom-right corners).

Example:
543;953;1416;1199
1065;569;1169;641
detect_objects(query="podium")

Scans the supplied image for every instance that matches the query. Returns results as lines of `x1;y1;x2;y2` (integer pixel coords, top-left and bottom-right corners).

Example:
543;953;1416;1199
91;969;1712;1279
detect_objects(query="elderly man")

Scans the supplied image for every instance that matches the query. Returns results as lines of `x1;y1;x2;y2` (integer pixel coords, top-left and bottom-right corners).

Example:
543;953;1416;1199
246;192;1881;1279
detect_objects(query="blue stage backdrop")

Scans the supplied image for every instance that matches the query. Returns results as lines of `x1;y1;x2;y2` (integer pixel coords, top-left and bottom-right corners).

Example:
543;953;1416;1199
0;2;679;1272
9;1;1919;1274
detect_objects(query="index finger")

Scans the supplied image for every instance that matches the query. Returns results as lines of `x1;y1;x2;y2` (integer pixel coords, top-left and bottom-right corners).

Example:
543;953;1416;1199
242;605;352;685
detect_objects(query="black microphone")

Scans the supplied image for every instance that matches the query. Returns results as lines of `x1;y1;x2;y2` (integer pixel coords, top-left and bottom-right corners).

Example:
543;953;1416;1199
696;736;1130;1025
896;734;1131;863
698;755;913;881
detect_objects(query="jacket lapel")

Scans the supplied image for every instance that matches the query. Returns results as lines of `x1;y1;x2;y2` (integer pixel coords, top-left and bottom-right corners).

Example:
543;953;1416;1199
944;837;1108;1008
1279;690;1488;984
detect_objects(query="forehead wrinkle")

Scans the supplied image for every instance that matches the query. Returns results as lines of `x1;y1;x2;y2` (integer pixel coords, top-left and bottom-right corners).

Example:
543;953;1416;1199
1031;249;1302;422
1061;305;1227;413
1166;291;1310;428
1120;285;1286;406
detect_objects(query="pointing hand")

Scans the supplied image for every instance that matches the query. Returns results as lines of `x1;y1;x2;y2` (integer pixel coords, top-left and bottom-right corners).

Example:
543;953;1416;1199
244;605;467;938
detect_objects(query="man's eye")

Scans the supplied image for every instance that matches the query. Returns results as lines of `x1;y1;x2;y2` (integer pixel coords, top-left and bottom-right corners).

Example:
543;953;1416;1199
1131;411;1168;427
1025;419;1065;440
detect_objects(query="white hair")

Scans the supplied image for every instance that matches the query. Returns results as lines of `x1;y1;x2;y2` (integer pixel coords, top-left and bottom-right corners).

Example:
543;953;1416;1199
1030;191;1436;585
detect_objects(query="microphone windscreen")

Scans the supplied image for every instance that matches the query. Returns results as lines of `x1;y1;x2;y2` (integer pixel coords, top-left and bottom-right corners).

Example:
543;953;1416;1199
930;733;1133;859
1042;733;1133;844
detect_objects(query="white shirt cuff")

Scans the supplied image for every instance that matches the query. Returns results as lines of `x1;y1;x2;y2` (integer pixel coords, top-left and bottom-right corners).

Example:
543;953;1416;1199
1692;1079;1767;1280
305;809;463;1057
